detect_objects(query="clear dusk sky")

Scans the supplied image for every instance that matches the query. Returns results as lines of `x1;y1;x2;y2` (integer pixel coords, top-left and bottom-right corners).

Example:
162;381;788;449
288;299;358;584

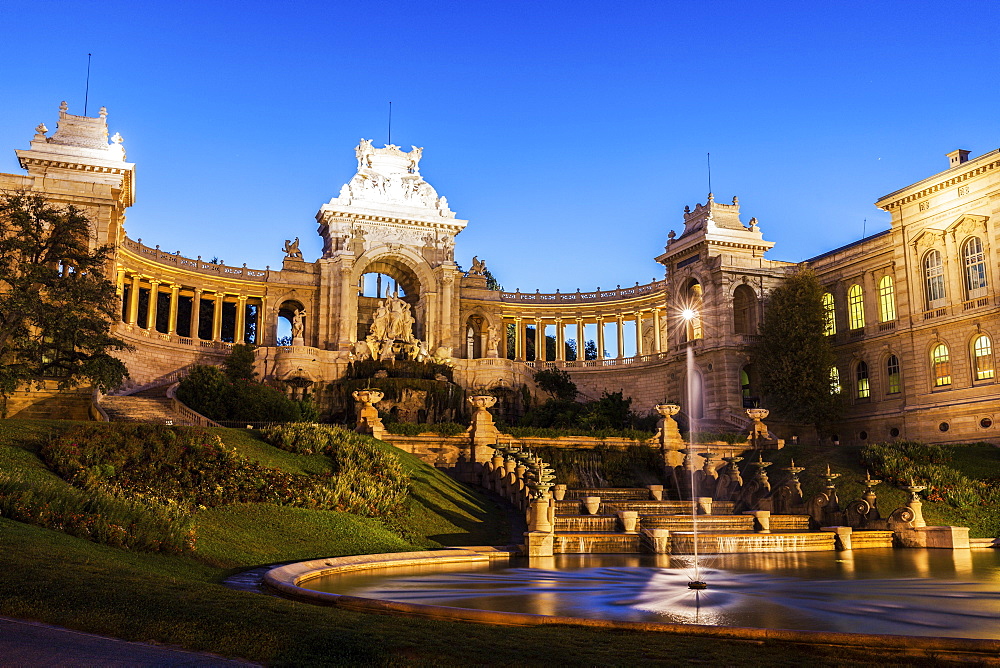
1;0;998;292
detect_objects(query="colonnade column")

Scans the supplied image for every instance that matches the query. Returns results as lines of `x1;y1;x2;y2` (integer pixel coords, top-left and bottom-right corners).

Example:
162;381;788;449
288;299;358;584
127;275;141;325
597;317;605;360
535;317;544;362
212;293;224;341
256;296;268;345
191;288;202;339
167;284;179;335
575;318;584;362
616;314;624;359
115;268;125;297
635;312;644;357
555;318;564;361
514;318;524;360
235;295;247;344
146;280;161;330
653;307;662;353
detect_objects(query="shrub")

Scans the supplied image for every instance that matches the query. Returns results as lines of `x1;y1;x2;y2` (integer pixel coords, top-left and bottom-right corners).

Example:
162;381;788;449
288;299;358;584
41;424;348;513
259;424;409;517
0;471;194;553
861;440;995;509
176;364;313;423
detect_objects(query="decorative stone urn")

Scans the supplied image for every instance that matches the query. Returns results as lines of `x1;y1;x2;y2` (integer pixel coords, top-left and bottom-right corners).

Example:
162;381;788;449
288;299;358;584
353;389;386;440
582;496;601;515
746;407;771;448
654;403;685;463
466;395;500;463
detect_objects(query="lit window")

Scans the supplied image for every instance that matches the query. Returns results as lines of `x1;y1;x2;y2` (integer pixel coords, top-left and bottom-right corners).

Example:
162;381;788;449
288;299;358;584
830;366;841;394
963;237;988;298
856;361;870;398
822;292;836;336
848;284;865;330
878;275;896;322
924;250;946;307
932;343;951;387
886;355;901;394
973;334;994;381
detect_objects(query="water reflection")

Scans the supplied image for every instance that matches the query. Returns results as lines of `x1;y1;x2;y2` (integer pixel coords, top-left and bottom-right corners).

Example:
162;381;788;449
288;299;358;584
305;549;1000;639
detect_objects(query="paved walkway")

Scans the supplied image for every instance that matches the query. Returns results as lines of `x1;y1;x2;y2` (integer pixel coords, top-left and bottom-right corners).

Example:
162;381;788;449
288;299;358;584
0;616;258;667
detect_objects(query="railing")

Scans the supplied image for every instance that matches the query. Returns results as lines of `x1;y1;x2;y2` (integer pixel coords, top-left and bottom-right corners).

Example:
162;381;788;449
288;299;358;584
724;413;751;432
166;383;222;428
499;279;667;304
488;351;670;370
849;328;865;340
119;323;235;351
740;334;763;344
963;296;991;311
921;307;948;321
121;237;270;282
878;321;896;333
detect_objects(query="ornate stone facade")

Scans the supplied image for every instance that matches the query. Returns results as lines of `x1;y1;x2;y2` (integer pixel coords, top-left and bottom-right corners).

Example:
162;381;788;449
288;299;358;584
3;102;999;445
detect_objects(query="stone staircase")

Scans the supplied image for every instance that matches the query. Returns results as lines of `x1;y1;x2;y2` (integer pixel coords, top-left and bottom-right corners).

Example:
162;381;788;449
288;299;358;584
100;384;195;426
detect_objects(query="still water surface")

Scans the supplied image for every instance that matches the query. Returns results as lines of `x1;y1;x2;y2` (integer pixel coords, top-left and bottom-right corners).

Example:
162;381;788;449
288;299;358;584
305;549;1000;639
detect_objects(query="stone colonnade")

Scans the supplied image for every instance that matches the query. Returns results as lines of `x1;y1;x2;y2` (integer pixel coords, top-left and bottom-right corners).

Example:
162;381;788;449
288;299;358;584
116;240;270;346
487;281;669;363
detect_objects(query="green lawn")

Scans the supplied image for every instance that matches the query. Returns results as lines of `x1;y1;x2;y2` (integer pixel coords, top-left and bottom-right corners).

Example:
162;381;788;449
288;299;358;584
0;419;994;664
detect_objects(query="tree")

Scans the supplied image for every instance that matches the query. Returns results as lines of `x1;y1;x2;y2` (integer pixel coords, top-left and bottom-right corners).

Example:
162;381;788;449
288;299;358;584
483;267;502;292
0;193;131;409
753;269;841;429
534;368;578;401
223;343;257;381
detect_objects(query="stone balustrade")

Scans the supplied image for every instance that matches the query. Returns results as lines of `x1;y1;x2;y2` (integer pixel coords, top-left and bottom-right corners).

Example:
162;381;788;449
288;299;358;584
122;237;270;282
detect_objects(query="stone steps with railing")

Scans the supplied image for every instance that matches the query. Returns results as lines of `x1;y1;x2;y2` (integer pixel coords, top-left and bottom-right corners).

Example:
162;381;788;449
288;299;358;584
100;396;195;426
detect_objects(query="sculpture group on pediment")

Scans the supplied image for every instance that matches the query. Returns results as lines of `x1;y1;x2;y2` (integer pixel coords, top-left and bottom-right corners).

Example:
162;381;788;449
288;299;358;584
356;293;429;362
468;256;487;276
282;237;302;259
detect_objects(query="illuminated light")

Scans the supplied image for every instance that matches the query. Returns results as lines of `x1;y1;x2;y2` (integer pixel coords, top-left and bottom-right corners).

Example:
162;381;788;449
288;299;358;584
681;308;697;321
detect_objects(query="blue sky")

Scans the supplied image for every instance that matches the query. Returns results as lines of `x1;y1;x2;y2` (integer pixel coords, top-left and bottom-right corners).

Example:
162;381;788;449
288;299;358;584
1;0;998;291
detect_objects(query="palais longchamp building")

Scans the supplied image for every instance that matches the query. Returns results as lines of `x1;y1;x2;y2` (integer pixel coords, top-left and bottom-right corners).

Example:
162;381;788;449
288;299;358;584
2;102;999;445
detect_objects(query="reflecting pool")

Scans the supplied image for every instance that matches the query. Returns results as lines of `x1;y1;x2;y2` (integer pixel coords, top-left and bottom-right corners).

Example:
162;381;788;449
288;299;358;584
304;549;1000;639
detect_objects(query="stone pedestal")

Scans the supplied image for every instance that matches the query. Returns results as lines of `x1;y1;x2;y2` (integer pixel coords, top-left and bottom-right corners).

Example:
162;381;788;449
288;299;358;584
654;404;685;467
528;498;554;533
617;510;639;533
697;497;713;516
352;389;385;440
641;528;670;553
821;526;853;550
744;510;771;533
896;526;971;549
582;496;601;515
466;395;500;463
646;484;663;501
525;531;554;557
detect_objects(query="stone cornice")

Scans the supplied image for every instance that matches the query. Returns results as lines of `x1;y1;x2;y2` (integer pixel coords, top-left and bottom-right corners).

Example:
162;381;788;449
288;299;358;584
316;208;467;233
876;149;1000;210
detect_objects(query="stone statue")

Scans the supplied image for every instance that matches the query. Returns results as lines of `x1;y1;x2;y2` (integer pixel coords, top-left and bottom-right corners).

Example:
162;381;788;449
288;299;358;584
469;256;487;276
291;308;306;344
408;146;423;173
356;138;374;169
370;301;389;340
487;325;500;357
282;237;302;259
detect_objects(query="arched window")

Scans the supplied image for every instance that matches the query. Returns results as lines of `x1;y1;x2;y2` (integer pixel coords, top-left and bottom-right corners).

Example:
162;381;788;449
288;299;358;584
878;275;896;322
931;343;951;387
973;334;994;381
886;355;901;394
830;366;841;394
963;237;988;299
822;292;836;336
683;281;703;342
847;284;865;330
924;250;946;308
856;361;870;398
732;285;757;334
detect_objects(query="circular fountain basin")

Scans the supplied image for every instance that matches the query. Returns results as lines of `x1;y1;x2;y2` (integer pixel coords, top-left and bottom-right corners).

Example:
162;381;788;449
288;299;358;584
267;547;1000;649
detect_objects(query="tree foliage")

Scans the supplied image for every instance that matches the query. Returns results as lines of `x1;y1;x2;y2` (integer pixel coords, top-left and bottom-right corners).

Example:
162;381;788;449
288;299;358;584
177;347;317;423
534;368;578;401
753;269;840;428
0;193;131;402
